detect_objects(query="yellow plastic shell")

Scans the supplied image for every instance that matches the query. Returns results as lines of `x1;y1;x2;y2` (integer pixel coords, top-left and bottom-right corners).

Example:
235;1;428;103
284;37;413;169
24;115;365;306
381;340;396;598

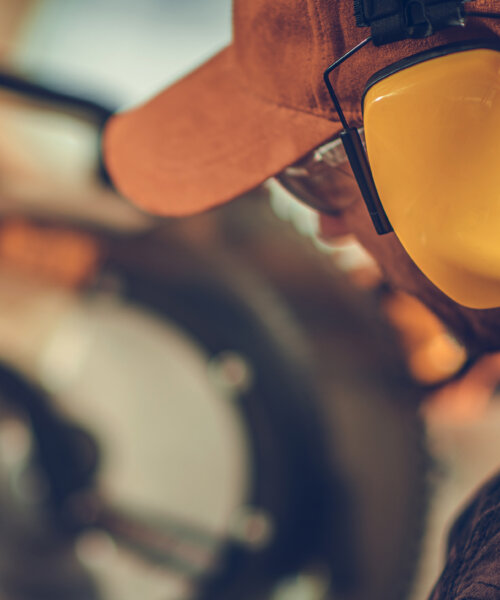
364;48;500;309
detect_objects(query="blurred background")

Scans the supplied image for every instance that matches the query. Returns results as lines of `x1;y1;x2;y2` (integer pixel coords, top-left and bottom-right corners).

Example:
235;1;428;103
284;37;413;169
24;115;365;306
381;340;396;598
0;2;497;600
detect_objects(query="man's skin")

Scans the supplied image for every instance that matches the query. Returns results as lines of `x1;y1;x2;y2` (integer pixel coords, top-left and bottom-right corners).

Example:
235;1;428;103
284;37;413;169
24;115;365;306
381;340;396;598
316;165;500;357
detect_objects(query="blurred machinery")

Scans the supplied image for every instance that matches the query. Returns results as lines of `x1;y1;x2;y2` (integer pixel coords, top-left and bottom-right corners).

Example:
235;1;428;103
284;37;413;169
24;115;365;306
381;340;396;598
0;190;429;600
0;61;430;600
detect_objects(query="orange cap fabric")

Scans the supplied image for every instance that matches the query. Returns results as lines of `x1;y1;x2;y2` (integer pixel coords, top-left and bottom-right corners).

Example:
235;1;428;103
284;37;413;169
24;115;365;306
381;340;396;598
103;0;499;217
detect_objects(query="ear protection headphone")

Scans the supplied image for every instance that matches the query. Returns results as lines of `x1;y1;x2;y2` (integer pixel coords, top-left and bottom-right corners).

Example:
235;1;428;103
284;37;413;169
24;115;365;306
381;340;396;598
324;1;500;309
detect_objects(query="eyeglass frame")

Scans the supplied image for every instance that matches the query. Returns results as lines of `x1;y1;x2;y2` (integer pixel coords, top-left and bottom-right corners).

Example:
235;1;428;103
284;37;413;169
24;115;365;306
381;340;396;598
276;129;366;217
322;35;393;235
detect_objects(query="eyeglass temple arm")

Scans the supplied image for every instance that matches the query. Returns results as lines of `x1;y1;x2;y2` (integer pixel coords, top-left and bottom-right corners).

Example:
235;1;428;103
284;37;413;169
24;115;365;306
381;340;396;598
323;36;393;235
340;128;393;234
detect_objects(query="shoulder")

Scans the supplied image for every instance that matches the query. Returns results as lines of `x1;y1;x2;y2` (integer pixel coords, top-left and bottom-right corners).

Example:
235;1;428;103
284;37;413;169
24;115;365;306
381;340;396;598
429;470;500;599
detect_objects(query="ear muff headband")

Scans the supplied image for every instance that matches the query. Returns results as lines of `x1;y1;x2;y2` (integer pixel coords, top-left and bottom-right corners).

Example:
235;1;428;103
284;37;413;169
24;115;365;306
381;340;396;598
362;40;500;309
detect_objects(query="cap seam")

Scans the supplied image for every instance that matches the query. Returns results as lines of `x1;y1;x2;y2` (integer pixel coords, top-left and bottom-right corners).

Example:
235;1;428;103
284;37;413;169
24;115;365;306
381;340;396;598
231;46;361;125
305;0;320;110
308;0;328;110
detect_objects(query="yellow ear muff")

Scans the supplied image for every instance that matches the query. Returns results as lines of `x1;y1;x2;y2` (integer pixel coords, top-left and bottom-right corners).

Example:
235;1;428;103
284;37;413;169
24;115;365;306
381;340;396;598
364;44;500;309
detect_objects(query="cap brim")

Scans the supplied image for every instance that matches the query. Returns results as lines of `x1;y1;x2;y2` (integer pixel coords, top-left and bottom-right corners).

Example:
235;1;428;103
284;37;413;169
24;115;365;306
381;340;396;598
103;47;341;216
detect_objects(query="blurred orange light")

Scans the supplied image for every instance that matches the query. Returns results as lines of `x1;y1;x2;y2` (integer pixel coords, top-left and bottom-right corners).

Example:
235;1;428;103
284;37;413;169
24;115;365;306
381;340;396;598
0;219;100;288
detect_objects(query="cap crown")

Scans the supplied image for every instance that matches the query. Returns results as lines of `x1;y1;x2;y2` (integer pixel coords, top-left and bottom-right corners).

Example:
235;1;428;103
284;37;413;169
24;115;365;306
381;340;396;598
232;0;499;125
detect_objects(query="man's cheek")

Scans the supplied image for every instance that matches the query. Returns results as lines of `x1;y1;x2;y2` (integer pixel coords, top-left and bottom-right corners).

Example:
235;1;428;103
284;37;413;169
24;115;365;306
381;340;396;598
318;213;351;239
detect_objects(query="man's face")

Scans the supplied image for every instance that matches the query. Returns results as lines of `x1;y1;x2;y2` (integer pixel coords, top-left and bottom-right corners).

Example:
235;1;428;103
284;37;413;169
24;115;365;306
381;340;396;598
315;166;500;355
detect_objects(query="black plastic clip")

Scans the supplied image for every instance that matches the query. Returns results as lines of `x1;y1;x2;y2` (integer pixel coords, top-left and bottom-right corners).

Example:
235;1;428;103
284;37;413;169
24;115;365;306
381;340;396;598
354;0;469;46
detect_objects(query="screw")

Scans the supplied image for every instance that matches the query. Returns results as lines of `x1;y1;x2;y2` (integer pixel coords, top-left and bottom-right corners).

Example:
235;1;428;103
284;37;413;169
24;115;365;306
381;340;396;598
208;352;253;397
230;506;274;550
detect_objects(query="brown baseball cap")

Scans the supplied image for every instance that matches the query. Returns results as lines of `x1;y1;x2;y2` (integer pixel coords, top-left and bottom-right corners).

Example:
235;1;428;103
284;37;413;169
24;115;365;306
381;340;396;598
103;0;499;217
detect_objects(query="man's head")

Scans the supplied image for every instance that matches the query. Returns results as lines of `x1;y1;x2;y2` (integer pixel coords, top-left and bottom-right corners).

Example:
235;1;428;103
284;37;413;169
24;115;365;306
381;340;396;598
103;0;500;352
